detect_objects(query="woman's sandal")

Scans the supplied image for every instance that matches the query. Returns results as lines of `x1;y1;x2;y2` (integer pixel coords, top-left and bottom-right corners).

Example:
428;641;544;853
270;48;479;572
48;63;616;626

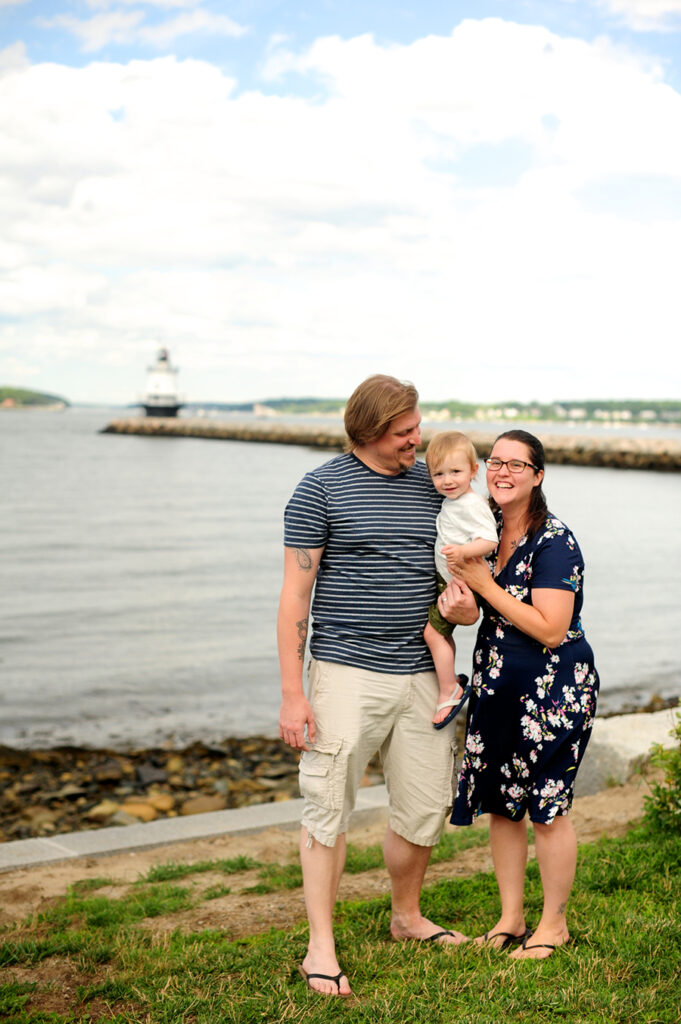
481;928;532;950
298;964;352;996
514;935;572;959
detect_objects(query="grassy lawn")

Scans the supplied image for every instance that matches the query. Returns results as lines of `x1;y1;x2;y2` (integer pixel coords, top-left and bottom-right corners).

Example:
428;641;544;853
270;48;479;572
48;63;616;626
0;822;679;1023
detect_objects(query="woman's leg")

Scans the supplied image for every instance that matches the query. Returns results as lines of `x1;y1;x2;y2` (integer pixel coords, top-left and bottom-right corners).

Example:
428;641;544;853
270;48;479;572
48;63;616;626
476;813;529;946
510;813;575;959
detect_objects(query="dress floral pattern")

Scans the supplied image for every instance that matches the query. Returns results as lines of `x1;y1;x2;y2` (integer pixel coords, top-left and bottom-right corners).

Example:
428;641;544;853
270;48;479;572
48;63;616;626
451;513;599;826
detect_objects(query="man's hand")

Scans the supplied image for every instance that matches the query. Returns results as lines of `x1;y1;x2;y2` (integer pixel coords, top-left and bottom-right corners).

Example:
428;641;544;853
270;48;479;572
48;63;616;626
437;576;479;626
279;693;316;751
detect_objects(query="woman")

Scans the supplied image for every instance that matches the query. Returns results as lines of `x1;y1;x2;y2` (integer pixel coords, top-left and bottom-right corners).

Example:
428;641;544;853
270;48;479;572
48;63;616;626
445;429;599;959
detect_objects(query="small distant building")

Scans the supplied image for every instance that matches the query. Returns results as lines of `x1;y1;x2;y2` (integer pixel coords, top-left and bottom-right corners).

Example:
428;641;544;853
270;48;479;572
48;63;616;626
423;408;451;422
141;348;183;417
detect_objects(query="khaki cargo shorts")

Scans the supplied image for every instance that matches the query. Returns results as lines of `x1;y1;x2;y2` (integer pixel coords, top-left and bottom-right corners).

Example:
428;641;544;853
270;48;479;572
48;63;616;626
298;658;458;848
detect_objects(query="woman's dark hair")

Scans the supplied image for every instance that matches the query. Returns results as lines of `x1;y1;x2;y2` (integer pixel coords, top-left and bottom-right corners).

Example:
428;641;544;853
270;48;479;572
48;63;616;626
489;429;548;539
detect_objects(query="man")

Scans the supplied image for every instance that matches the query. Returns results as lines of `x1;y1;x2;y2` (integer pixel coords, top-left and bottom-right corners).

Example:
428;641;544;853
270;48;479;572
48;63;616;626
278;374;478;996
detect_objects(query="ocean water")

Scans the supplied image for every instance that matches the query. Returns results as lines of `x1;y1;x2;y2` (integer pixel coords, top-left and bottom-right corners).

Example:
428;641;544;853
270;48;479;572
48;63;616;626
1;408;679;750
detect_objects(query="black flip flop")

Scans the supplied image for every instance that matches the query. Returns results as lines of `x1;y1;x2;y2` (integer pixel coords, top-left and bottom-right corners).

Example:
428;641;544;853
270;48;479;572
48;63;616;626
482;928;532;950
433;675;471;730
298;964;352;996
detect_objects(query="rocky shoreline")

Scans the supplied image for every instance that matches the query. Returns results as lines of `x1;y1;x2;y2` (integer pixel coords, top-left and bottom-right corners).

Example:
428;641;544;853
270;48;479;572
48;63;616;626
1;695;675;844
0;737;384;845
0;738;294;844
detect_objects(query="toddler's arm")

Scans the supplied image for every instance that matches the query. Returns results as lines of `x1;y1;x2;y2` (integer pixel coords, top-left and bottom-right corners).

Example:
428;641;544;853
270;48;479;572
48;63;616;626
442;537;497;563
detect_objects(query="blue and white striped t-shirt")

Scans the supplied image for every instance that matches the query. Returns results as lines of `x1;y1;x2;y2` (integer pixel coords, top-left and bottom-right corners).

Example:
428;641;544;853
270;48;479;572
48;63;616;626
284;453;442;674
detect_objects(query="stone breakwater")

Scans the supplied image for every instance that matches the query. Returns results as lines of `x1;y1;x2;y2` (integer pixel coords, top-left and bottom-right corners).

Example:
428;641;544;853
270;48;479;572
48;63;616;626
101;418;681;471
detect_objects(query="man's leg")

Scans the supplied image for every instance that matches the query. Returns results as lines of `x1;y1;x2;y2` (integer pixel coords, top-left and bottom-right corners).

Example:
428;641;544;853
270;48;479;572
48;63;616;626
383;670;467;944
385;826;467;944
299;829;352;994
297;660;406;992
382;671;467;943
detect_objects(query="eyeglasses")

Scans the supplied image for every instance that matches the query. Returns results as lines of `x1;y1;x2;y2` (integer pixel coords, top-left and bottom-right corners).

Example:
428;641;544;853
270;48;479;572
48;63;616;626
485;458;538;474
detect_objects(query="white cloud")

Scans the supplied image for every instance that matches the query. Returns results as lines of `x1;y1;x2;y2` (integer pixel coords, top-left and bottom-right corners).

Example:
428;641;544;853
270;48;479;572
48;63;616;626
0;355;39;381
0;0;29;8
0;41;29;73
41;11;146;52
1;20;680;403
0;264;108;316
600;0;681;30
85;0;202;7
138;10;247;47
40;4;246;53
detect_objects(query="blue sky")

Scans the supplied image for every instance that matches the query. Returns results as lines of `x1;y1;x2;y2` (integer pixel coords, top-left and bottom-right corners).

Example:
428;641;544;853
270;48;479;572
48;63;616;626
1;0;680;404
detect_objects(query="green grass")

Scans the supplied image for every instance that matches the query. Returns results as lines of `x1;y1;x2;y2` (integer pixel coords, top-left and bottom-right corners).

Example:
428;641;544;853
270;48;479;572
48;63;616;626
243;862;303;894
1;826;680;1023
140;855;259;883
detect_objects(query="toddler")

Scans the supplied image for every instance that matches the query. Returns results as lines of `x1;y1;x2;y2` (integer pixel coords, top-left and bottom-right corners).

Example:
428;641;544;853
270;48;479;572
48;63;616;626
425;432;498;729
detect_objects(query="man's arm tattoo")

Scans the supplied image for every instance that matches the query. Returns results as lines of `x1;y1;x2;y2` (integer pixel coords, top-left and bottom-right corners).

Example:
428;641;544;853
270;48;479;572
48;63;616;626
295;548;312;571
296;617;308;661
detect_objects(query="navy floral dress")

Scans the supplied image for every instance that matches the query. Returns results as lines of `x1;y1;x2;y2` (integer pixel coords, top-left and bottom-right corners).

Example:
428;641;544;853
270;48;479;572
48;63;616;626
451;513;599;826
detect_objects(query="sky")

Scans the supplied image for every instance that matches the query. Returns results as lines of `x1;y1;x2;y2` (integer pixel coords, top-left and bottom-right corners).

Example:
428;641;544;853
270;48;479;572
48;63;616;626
1;1;680;406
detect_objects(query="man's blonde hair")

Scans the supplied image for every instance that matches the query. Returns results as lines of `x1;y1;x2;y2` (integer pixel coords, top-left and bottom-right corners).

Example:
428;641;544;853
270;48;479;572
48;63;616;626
425;431;479;474
344;374;419;451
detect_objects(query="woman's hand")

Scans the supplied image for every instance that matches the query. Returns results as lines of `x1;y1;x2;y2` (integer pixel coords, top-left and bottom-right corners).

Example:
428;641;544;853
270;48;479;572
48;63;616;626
452;556;493;597
443;547;576;649
443;545;493;597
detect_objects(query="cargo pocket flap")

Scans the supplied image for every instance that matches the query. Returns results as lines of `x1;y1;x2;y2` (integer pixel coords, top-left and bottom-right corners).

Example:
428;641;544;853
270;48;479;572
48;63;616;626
300;737;343;777
299;736;344;811
309;736;343;757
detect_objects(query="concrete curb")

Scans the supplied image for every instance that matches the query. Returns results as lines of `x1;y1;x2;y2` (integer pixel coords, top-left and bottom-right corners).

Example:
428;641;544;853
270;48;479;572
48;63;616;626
0;708;676;874
0;782;389;873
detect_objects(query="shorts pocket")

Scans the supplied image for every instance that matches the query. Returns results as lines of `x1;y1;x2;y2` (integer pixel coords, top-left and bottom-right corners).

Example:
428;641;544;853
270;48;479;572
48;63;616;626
299;736;344;811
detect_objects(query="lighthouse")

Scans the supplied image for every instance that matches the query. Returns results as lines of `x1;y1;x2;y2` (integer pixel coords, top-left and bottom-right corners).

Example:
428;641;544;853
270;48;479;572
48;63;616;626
141;347;183;417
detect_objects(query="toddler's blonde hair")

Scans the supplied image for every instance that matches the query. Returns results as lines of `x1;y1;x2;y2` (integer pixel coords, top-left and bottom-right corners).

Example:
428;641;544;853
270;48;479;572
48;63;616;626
425;431;479;475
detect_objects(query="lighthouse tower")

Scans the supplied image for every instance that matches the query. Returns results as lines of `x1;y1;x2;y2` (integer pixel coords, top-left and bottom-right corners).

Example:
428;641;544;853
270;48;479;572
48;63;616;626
141;347;183;417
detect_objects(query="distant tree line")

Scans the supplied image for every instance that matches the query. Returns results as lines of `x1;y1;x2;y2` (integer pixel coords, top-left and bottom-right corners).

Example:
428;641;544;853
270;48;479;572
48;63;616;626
187;397;681;423
422;399;681;422
0;387;69;408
